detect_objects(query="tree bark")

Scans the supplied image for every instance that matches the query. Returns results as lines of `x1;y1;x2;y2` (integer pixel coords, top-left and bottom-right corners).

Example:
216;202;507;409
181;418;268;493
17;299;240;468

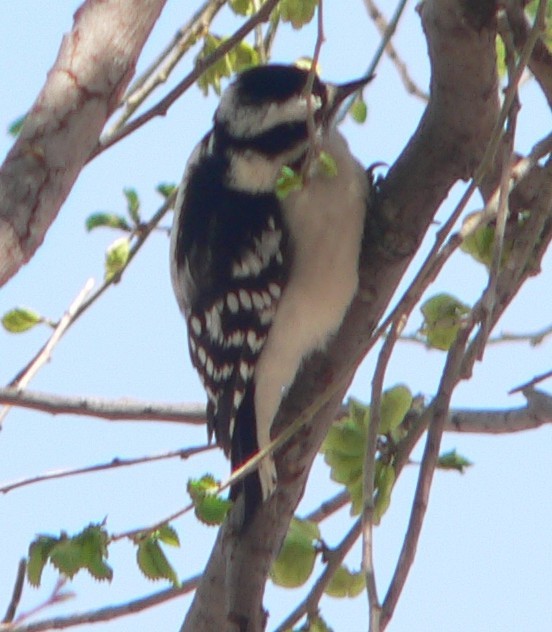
0;0;166;287
181;1;500;630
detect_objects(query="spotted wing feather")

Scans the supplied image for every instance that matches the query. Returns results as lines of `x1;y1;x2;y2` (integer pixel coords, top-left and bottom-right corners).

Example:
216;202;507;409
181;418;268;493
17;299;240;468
171;135;289;468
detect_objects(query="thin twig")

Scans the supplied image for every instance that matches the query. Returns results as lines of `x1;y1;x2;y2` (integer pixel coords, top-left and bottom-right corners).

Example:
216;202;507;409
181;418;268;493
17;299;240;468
2;559;26;624
71;191;175;323
104;0;227;137
0;279;94;427
111;502;195;543
303;490;350;524
7;576;200;632
91;0;280;159
6;578;72;630
0;445;213;495
509;369;552;395
381;321;474;629
472;0;547;184
2;193;175;428
479;23;519;359
362;323;404;630
399;320;552;347
302;0;326;175
363;0;429;100
338;0;410;122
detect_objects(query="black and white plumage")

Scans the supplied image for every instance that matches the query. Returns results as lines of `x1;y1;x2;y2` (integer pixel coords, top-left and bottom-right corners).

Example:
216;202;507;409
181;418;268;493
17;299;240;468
170;64;371;522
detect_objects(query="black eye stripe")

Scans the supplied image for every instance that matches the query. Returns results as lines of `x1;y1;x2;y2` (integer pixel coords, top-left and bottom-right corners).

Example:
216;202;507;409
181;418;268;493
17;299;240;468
215;121;308;156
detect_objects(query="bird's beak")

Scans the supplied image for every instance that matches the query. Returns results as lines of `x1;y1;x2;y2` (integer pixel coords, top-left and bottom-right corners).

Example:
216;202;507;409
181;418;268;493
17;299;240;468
325;74;374;122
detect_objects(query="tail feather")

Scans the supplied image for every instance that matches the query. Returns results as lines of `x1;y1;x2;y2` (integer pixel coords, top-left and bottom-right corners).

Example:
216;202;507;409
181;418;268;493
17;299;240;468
230;385;264;524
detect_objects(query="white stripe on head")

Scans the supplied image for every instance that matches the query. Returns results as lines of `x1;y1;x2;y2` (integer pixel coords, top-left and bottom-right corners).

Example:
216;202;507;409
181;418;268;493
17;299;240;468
216;82;323;138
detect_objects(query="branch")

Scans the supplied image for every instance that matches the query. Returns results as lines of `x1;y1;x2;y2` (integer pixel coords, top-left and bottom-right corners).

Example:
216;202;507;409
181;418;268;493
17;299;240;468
8;577;200;632
448;388;552;433
182;1;501;630
1;384;550;436
0;387;205;424
0;0;167;287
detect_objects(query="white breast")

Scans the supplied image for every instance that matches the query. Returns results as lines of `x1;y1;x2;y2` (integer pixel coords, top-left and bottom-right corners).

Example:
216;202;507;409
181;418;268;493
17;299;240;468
253;128;368;483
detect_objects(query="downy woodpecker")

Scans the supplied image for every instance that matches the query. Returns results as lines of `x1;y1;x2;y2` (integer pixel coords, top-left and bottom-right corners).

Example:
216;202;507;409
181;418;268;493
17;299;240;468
170;64;371;522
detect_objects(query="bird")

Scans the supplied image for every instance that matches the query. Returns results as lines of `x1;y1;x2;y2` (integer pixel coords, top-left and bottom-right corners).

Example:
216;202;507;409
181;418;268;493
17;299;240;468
170;63;371;525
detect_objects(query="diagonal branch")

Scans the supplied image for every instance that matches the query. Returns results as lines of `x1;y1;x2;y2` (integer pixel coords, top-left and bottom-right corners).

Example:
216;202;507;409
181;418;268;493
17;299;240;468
0;0;167;287
93;0;281;157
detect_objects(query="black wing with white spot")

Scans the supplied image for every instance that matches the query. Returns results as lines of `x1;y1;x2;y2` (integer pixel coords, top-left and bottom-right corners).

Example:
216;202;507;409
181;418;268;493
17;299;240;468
171;141;289;469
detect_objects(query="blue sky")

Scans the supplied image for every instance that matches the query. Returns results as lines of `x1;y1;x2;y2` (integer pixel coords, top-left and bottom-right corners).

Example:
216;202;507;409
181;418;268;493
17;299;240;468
1;2;551;631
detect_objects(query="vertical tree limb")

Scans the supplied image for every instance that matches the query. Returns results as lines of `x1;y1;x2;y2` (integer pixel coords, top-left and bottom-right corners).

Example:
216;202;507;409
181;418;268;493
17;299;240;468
181;2;500;630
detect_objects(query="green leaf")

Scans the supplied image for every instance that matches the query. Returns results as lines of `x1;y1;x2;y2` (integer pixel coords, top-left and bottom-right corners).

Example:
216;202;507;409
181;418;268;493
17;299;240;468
49;538;85;579
187;475;232;526
104;237;130;281
321;402;368;515
348;397;369;428
136;537;178;585
195;35;260;96
27;525;112;585
85;213;131;232
270;518;319;588
156;183;177;199
460;211;495;267
27;536;58;587
279;0;319;29
49;525;112;582
373;462;396;524
231;41;260;73
2;307;43;333
325;565;365;598
349;97;367;124
123;188;141;225
75;524;112;582
188;474;220;498
322;391;404;518
495;35;507;79
437;449;473;473
324;421;366;458
156;524;180;548
318;151;338;178
229;0;255;15
379;384;412;435
196;34;231;96
8;114;26;137
276;165;303;199
420;293;470;351
196;494;232;525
